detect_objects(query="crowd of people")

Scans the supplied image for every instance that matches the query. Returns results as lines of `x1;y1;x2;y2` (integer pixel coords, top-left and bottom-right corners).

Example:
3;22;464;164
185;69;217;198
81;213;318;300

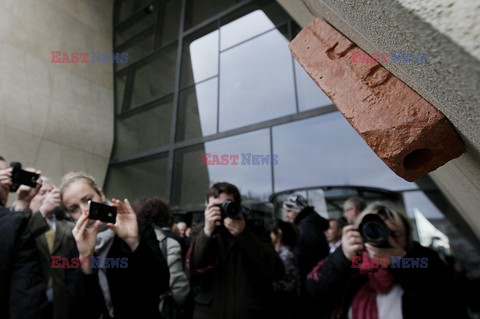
0;155;473;319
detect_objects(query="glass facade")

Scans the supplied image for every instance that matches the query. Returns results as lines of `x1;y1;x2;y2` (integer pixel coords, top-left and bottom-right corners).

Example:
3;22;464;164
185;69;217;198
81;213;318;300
108;0;479;278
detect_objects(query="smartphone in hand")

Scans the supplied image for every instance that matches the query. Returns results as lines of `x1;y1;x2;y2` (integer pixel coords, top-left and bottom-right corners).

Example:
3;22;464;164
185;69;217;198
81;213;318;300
88;200;117;224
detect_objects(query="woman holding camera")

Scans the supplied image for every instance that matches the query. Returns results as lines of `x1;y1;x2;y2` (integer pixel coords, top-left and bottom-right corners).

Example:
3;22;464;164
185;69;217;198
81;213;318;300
60;172;170;319
305;203;465;319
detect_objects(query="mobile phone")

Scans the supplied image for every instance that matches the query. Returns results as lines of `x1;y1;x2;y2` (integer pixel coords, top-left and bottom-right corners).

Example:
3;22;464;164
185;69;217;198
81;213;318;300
88;200;117;224
9;162;40;192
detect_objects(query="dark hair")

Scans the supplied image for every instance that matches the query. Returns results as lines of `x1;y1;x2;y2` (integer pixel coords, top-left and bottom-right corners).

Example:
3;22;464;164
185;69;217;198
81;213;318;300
206;182;241;204
133;197;172;228
0;155;5;162
270;219;297;247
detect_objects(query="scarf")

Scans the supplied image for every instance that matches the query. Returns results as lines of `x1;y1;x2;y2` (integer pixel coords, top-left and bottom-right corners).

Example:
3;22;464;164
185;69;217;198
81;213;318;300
351;251;394;319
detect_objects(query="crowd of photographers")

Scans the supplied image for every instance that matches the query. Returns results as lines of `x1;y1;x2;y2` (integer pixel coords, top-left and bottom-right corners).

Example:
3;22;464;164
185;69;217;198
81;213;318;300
0;155;475;319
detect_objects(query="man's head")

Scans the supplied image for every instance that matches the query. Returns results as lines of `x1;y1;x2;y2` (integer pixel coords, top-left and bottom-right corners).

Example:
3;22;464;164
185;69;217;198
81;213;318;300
29;177;55;212
0;156;10;206
325;218;344;243
206;182;241;207
176;221;188;237
282;194;308;223
343;197;366;224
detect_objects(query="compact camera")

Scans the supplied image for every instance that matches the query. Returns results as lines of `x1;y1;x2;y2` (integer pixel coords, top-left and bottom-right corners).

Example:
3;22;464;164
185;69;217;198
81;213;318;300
88;200;117;224
9;162;40;192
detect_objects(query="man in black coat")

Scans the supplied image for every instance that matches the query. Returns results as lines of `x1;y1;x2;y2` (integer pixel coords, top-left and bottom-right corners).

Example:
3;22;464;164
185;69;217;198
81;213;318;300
283;195;329;282
0;156;47;319
188;182;284;319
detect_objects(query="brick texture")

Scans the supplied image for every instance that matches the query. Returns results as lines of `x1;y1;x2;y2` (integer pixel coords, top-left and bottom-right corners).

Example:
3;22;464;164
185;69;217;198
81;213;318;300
289;18;465;182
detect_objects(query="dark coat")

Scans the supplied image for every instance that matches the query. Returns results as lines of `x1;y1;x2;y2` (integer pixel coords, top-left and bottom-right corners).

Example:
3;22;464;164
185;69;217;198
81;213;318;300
65;218;170;319
293;207;329;281
29;211;75;319
189;225;285;319
0;206;47;319
306;242;466;319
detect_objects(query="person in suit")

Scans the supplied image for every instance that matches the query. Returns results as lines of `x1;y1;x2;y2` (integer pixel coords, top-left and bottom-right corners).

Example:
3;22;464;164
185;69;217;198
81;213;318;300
29;177;75;319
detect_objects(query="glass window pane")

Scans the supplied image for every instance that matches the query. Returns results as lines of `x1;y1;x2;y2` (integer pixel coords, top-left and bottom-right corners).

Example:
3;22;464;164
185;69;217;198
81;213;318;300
104;156;168;202
176;78;218;142
115;73;127;114
117;0;135;23
272;112;416;192
155;0;181;48
403;191;480;279
181;24;219;88
219;27;296;131
172;129;272;206
115;11;156;47
184;0;236;30
220;10;276;51
113;98;172;158
116;33;154;72
220;2;291;51
294;60;333;111
131;43;177;108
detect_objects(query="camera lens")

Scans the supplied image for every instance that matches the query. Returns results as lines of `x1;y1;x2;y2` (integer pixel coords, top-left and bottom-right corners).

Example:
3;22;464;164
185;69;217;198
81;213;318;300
362;221;387;242
221;200;241;219
359;214;390;247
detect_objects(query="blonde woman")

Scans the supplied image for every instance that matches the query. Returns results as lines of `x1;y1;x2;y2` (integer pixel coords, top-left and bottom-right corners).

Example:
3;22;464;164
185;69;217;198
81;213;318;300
60;172;170;319
306;203;465;319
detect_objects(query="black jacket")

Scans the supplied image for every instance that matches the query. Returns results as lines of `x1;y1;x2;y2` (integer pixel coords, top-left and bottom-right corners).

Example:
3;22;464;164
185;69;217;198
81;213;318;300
65;218;170;319
293;207;329;281
0;206;47;319
306;242;466;319
189;225;285;319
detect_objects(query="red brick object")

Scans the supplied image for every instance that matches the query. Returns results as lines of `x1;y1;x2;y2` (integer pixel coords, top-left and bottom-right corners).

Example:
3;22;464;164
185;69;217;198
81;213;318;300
289;18;465;182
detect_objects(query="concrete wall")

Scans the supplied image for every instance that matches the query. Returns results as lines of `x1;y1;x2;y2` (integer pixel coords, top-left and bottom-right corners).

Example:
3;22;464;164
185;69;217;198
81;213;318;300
277;0;480;239
0;0;114;188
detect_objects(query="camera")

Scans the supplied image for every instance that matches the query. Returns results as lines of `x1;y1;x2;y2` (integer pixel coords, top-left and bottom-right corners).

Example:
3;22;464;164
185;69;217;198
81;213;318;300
9;162;40;192
358;214;392;248
88;200;117;224
215;200;242;220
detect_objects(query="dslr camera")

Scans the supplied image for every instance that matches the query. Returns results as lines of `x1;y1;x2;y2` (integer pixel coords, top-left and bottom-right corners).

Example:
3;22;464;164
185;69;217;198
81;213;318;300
215;200;242;220
9;162;40;192
358;214;394;248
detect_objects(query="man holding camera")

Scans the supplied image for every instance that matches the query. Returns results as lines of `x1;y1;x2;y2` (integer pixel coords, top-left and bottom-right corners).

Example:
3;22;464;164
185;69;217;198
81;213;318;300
188;182;284;319
0;156;47;319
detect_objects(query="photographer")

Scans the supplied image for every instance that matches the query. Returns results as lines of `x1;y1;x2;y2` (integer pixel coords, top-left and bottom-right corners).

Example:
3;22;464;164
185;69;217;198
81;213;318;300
188;182;284;319
305;203;466;319
60;172;170;319
0;156;47;319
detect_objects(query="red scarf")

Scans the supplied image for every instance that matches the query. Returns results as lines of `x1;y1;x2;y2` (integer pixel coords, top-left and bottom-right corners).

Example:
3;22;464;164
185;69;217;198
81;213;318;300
351;251;394;319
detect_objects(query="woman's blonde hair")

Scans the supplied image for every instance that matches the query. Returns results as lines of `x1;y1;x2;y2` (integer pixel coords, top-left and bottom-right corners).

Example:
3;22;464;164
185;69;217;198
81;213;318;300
60;171;101;198
355;202;413;251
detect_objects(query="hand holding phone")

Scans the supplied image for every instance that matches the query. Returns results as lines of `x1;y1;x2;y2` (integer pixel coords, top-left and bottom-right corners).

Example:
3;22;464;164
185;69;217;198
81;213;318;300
88;200;117;224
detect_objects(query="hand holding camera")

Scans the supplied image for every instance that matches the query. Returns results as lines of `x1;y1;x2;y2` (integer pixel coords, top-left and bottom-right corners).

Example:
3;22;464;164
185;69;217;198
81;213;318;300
72;208;101;273
204;200;245;237
39;188;61;219
109;198;139;251
341;225;365;260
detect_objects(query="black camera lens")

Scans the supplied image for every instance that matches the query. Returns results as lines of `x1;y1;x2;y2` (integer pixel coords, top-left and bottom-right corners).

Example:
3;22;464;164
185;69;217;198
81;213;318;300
359;214;391;248
219;200;241;220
